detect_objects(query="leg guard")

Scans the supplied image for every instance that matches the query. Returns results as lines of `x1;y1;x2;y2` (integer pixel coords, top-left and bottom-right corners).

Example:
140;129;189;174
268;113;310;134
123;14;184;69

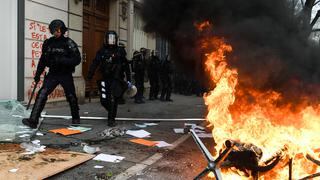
107;97;118;127
66;94;80;124
23;88;48;128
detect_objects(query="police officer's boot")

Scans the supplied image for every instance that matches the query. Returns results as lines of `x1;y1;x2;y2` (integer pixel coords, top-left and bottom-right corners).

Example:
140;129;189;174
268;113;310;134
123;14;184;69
165;89;173;102
107;118;117;127
160;89;166;101
107;112;117;127
67;94;80;125
22;89;48;129
107;98;118;127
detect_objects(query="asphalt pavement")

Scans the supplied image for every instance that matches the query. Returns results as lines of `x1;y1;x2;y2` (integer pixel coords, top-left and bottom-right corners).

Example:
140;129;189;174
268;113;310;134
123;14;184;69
33;93;211;180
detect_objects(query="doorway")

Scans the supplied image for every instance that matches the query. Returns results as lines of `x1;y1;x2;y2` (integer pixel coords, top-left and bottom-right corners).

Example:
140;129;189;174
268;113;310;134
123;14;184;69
82;0;109;95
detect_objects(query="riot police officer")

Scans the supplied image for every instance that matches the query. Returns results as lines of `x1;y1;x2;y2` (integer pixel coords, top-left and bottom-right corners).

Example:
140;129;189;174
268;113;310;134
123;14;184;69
22;19;81;128
132;48;147;104
160;55;173;101
148;50;160;100
87;30;131;127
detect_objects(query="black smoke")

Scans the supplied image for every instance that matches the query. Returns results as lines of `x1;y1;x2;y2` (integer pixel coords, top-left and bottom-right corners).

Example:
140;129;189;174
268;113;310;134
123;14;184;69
141;0;320;106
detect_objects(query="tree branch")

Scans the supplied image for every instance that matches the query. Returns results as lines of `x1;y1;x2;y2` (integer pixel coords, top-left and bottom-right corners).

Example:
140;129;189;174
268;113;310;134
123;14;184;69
311;10;320;27
314;0;320;6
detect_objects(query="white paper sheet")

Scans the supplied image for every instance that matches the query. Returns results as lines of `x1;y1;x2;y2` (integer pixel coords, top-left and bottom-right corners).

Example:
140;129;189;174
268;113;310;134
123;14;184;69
19;134;30;138
32;140;40;145
126;130;151;138
134;123;158;128
134;124;147;128
155;141;173;148
68;126;92;132
9;168;19;173
36;132;44;136
143;123;158;126
173;128;184;134
94;165;104;169
93;154;125;163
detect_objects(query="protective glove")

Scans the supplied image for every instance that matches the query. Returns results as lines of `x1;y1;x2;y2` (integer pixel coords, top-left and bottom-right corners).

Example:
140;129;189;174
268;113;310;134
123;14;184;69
127;81;133;89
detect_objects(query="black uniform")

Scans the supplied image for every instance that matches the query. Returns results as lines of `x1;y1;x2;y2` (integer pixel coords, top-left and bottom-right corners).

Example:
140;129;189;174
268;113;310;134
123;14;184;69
148;54;160;100
160;56;173;101
22;19;81;128
132;51;146;103
87;39;131;126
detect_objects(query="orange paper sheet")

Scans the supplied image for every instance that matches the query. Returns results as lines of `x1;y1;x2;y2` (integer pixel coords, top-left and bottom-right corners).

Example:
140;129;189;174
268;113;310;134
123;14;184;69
130;139;157;147
49;128;82;136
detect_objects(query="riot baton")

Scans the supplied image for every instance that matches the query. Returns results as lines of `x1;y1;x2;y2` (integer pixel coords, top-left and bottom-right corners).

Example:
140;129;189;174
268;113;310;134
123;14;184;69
27;72;46;110
26;81;38;110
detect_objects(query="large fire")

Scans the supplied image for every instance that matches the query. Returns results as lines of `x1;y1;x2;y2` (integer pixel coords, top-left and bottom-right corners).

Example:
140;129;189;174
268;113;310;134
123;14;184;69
199;22;320;179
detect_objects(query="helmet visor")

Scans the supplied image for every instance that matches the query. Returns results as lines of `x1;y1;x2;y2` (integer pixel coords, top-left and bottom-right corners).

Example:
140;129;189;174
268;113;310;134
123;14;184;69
107;34;117;45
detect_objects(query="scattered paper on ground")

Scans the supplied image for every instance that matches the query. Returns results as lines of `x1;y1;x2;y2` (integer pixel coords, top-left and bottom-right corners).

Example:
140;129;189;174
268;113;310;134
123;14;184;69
36;132;44;136
31;140;40;144
143;123;158;126
49;128;81;136
134;123;158;128
173;128;184;134
0;144;94;179
18;134;30;138
126;130;150;138
68;126;92;132
94;165;104;169
93;154;125;163
155;141;173;148
8;169;18;173
130;139;157;146
185;123;205;130
134;124;147;128
83;145;100;154
20;140;44;155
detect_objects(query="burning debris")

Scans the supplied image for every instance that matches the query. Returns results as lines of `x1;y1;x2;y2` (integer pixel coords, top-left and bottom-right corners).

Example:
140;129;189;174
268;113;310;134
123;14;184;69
142;0;320;178
191;129;283;179
219;140;283;178
191;129;320;180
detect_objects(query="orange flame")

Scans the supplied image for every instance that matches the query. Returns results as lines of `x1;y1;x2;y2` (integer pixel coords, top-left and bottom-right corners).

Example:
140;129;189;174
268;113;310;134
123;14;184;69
199;22;320;179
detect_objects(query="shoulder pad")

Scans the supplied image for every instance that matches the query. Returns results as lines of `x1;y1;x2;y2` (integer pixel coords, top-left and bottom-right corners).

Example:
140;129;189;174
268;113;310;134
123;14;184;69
42;39;51;51
66;38;79;52
43;39;49;46
66;38;78;48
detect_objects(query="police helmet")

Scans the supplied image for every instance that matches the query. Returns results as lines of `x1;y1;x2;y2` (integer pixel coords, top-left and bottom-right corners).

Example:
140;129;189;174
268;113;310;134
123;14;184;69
104;30;118;46
49;19;68;34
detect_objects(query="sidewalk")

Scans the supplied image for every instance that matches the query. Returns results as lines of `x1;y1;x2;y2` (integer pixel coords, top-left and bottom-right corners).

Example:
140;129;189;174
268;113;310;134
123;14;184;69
34;93;206;179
